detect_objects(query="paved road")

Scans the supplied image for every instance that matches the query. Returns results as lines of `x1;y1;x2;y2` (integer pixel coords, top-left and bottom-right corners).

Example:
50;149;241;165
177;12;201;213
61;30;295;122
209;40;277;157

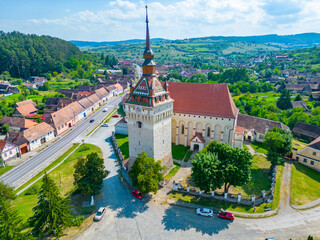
0;96;122;188
76;121;320;240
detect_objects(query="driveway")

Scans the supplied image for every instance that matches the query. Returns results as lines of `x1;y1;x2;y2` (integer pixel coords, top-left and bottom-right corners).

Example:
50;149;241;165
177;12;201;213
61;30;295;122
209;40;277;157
76;121;320;240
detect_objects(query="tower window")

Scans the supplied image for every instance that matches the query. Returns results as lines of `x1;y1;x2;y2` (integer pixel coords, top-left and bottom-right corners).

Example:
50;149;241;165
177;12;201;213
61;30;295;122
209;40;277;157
181;124;185;134
207;127;211;137
137;121;142;128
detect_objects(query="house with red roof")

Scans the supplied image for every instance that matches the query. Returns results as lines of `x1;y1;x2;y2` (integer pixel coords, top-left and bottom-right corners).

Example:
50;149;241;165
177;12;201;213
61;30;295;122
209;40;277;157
0;140;20;161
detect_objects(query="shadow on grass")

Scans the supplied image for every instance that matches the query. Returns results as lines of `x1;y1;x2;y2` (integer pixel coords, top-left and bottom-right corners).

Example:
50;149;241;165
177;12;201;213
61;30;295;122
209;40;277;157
161;205;231;236
294;162;320;184
241;168;271;195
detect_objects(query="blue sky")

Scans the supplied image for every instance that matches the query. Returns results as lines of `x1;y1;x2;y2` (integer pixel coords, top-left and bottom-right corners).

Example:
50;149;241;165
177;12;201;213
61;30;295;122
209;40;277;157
0;0;319;41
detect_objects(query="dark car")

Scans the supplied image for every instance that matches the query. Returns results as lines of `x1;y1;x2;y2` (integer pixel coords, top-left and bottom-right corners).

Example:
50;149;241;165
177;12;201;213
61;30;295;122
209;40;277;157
132;189;143;199
89;119;95;123
219;211;234;220
112;114;119;118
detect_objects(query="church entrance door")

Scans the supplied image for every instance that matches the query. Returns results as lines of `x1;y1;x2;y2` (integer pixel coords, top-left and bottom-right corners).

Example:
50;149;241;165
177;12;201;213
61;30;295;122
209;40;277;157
194;144;199;151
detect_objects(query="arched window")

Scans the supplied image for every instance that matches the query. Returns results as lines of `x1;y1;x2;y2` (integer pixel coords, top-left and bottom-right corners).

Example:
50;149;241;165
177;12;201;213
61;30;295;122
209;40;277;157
181;124;185;134
137;121;142;128
207;127;211;137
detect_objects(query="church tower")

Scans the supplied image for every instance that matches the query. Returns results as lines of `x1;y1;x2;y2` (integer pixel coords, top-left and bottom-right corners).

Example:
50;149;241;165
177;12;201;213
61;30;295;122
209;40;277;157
124;5;174;169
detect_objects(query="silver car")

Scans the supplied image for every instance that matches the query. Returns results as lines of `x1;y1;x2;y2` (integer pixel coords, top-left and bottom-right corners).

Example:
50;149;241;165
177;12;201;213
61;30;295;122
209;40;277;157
94;207;106;221
196;208;213;217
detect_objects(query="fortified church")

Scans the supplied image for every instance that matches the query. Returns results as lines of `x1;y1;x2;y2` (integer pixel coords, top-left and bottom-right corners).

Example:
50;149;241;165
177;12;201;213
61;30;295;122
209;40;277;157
124;6;244;169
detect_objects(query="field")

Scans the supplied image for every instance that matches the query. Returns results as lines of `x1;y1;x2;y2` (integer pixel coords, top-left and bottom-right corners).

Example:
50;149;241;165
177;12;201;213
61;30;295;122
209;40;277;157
250;142;268;155
291;162;320;205
12;143;102;229
0;165;13;176
115;134;129;160
172;144;189;161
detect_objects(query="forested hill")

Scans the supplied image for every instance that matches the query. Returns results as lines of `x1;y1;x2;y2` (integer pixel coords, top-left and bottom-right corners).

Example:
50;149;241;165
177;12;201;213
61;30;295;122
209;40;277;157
71;33;320;49
0;31;82;78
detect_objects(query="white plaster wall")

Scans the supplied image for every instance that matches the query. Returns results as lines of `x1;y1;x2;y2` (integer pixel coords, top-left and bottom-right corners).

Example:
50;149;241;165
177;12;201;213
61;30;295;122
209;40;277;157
172;113;236;148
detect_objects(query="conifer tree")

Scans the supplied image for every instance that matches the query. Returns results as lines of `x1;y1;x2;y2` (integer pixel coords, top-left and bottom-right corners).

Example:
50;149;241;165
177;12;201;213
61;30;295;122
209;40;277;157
28;173;73;237
0;182;29;240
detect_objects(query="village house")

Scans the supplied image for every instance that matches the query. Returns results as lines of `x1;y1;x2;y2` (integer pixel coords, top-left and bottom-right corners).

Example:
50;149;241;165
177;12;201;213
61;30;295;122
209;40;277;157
0;140;20;161
12;99;38;117
237;113;290;142
23;122;55;151
113;83;124;95
105;85;117;97
86;93;101;111
292;137;320;172
292;122;320;142
77;97;94;116
115;117;128;135
45;98;73;111
94;87;110;103
0;116;38;131
291;101;308;111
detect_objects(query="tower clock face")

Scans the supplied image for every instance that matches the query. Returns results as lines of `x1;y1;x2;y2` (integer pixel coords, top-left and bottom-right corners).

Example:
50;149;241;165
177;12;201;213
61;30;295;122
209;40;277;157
136;106;142;113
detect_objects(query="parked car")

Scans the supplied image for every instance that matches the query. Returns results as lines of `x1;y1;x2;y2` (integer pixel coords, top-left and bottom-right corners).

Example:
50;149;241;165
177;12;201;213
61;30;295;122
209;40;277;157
101;123;109;127
89;119;95;123
103;108;108;112
94;207;105;221
112;114;119;118
196;208;213;217
132;189;143;199
219;211;234;220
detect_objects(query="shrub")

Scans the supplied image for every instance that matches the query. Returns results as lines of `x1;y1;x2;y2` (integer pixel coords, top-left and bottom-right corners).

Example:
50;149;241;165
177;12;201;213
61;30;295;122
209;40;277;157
72;216;84;226
24;185;39;195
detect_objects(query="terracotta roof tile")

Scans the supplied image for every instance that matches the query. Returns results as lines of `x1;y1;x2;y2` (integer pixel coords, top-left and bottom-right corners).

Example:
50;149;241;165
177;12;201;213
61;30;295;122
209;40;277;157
0;140;6;152
87;93;100;104
235;126;245;135
190;132;205;143
95;87;109;99
15;104;38;117
168;82;238;118
0;116;37;129
78;97;93;109
113;83;123;91
23;122;54;142
15;99;36;107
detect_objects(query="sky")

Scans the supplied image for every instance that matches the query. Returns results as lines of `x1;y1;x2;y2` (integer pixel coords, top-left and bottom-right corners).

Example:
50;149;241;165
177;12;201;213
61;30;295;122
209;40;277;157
0;0;320;42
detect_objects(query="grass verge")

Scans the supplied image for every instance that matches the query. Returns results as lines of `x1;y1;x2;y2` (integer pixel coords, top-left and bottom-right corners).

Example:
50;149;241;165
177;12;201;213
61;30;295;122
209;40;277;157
250;142;268;155
164;163;181;181
115;134;129;160
170;192;272;214
0;165;14;176
272;164;283;210
12;143;102;235
86;108;117;136
291;162;320;205
172;144;189;160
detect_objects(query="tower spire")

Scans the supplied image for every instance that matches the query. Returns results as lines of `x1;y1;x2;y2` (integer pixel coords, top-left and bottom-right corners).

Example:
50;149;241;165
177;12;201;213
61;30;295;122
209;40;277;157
143;4;154;61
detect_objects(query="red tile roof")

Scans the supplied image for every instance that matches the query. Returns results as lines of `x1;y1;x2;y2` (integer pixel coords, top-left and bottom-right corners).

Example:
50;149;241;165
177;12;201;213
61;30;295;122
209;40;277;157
168;82;238;118
235;126;245;135
23;122;54;142
15;104;38;117
190;132;205;143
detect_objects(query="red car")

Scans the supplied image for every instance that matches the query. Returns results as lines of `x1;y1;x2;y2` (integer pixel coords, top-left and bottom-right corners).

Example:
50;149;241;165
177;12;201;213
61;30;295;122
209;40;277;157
132;190;143;199
112;115;119;118
219;211;234;220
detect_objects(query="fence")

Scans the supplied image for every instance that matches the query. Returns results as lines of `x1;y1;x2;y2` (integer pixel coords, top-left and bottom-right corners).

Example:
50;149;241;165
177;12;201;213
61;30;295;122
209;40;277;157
110;131;133;188
172;166;278;207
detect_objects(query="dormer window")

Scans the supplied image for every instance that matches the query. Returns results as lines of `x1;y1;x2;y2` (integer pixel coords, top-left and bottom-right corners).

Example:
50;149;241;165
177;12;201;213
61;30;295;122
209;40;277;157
137;121;142;128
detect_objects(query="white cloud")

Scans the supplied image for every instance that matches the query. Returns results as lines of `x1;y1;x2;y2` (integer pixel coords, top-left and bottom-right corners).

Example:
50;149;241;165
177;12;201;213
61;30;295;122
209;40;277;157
24;0;320;41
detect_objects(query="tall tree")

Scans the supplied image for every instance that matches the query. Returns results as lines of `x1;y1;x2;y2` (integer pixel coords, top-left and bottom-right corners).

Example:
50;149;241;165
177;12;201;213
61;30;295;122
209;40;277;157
191;151;223;192
73;152;107;196
0;182;29;240
129;152;164;194
29;173;73;237
276;90;291;110
263;127;293;169
206;141;253;193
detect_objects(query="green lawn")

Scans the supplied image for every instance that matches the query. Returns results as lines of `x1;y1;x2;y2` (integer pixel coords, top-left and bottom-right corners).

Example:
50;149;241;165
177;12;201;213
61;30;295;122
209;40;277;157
250;142;268;155
272;164;283;210
172;144;189;160
12;143;102;228
184;151;193;162
115;134;129;160
291;162;320;205
0;165;13;176
164;163;181;181
242;144;249;151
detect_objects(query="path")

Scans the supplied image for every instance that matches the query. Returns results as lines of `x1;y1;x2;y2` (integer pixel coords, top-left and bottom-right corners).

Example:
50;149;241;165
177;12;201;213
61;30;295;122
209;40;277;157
278;161;295;215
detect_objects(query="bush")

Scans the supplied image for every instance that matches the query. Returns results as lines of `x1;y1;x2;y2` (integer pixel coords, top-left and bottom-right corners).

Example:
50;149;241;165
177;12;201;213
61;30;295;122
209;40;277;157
24;185;39;195
72;216;84;226
79;145;90;152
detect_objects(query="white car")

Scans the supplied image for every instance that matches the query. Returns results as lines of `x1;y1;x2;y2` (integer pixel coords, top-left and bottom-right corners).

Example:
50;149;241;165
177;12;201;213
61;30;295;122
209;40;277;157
94;207;106;221
101;123;109;127
103;108;108;112
196;208;213;217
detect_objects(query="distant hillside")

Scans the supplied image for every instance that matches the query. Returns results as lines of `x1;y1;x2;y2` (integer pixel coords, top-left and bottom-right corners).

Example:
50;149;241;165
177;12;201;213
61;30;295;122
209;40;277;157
70;38;166;48
0;31;82;78
71;33;320;49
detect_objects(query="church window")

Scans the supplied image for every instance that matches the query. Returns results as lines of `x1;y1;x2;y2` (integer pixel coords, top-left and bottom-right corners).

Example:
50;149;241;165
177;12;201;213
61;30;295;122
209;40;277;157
139;141;140;145
207;127;211;137
137;121;142;128
216;118;218;120
181;124;185;134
